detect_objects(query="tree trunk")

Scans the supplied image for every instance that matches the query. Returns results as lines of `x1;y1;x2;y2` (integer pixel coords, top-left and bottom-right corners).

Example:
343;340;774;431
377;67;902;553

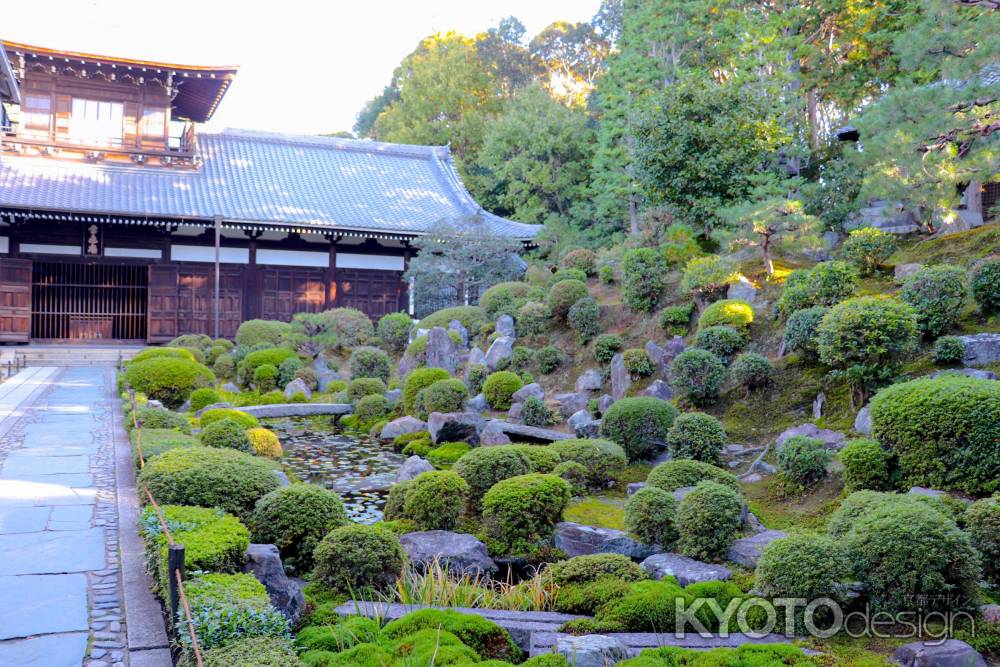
761;234;775;276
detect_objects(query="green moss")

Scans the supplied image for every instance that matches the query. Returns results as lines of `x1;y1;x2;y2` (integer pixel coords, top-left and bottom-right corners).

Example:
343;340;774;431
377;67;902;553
889;222;1000;267
742;474;844;531
563;495;625;530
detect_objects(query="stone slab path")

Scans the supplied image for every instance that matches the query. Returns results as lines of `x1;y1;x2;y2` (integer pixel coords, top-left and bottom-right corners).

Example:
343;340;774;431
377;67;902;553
0;366;165;666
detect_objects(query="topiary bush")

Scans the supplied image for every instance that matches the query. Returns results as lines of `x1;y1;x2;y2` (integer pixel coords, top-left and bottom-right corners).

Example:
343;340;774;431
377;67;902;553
377;312;414;353
779;261;858;315
754;534;853;612
575;579;692;634
839;438;894;492
622;247;667;312
549;439;627;488
670;349;726;405
250;484;349;573
236;319;291;347
402;367;450;414
199;418;253;453
599;265;615;284
511;346;535;372
137;447;280;520
592;334;624;364
698;299;754;331
426;441;471;467
870;375;1000;494
681;255;738;303
453;446;531;511
600;397;678;461
509;445;561;473
354;394;388;426
659;303;695;336
675;480;744;561
213;353;235;380
313;524;406;593
348;346;390;384
521;396;553;427
246;428;282;459
646;459;740;494
401;470;469;531
535;346;565;374
545;554;648;585
239;347;298;384
971;257;1000;315
965;496;1000;583
933;335;965;365
826;490;946;539
188;387;221;412
561;248;598;276
899;264;966;338
482;474;572;554
136;406;191;433
729;352;774;392
515;301;551;338
480;281;532;320
422;379;468;414
252;364;279;392
418;305;488;332
347;377;387;402
132;346;197;363
777;436;832;488
320;307;375;347
483;371;523;410
553;460;588;495
277;357;305;387
381;609;523;663
665;412;726;465
621;348;655;377
624;486;678;548
125;357;215;409
547;279;589;322
840;227;898;275
782;306;829;360
568;296;601;343
200;408;259;429
548;268;588;287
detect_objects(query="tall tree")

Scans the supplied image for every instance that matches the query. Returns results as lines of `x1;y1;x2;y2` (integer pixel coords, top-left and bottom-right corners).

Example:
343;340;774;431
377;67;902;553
530;21;611;107
475;17;538;99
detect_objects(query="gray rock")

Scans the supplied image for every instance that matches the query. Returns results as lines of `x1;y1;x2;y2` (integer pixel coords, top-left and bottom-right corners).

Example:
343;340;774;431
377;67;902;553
317;371;342;393
626;482;646;496
745;512;768;534
726;530;788;569
467;347;487;368
661;336;687;375
273;470;291;486
980;604;1000;625
646;340;666;370
195;401;233;417
640;380;673;401
395;456;434;483
427;411;485;445
284;378;312;400
641;553;733;586
178;400;192;413
597;394;614;415
776;423;847;451
496;314;516;339
752;460;777;475
485;336;515;370
146;399;165;410
221;382;240;393
399;531;497;578
929;367;999;381
508;402;523;421
397;353;419;379
513;383;545;403
554;392;589;417
575;369;604;393
385;388;402;405
672;486;696;503
554;522;627;558
596;537;659;561
894;263;924;282
854;405;872;436
479;421;513;446
243;544;305;623
490;421;574;443
890;639;986;667
426;327;458;373
569;410;600;439
610;353;631;401
467;393;488;413
812;392;825;419
556;634;629;667
958;333;1000;367
240;403;352;418
380;416;427;441
908;486;947;498
448;320;469;348
727;275;758;304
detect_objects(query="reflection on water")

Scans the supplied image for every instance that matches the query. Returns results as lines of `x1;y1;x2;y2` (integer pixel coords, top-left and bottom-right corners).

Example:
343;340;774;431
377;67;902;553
264;416;405;524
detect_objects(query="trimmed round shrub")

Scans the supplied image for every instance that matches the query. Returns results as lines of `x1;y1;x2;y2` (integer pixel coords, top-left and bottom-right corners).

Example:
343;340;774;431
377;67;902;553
675;480;744;561
277;357;305;387
777;436;831;488
354;394;388;425
592;334;624;364
568;296;601;343
294;367;318;390
698;299;754;331
212;353;235;380
622;247;667;312
729;352;774;391
402;367;450;414
509;445;561;473
755;534;852;604
321;307;375;347
681;255;738;301
132;347;196;363
189;387;221;412
548;268;588;287
971;257;1000;314
622;348;655;377
382;480;412;521
561;248;598;276
659;303;695;336
377;312;414;352
511;346;535;372
665;412;726;465
169;333;213;352
624;486;679;548
250;484;349;572
670;349;726;405
200;408;259;429
480;281;532;320
545;554;648;585
482;474;572;554
547;279;589;321
535;346;565;374
842;501;981;613
839;438;893;492
252;364;279;392
783;306;829;359
600;397;678;462
933;335;965;365
599;265;614;284
125;357;215;409
348;346;390;384
418;305;488;332
426;441;471;467
236;319;290;347
521;396;552;427
483;371;523;410
381;609;522;663
553;460;588;494
515;300;551;337
246;428;282;458
454;447;531;510
422;379;468;414
240;347;298;381
779;261;858;315
870;375;1000;494
199;418;253;453
840;227;898;275
965;496;1000;583
136;406;191;433
826;490;947;539
348;377;387;402
692;325;744;364
646;459;740;493
137;447;280;519
313;524;406;593
401;471;469;531
900;264;967;337
550;438;627;488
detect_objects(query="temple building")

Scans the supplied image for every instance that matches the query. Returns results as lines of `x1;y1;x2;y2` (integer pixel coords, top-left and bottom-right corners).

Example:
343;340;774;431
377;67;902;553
0;41;538;344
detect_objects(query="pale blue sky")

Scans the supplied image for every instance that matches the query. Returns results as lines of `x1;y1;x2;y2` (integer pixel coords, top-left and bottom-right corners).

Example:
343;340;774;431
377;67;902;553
8;0;601;135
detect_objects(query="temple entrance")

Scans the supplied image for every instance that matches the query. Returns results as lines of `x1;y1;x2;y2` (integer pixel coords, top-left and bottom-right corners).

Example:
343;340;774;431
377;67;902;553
31;262;148;341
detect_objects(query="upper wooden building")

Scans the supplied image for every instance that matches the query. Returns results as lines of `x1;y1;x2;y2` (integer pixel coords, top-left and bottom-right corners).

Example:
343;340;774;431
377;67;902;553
0;41;538;344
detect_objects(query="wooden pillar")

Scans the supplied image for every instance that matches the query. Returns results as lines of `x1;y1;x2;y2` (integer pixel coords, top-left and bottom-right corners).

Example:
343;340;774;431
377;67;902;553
245;230;259;321
325;234;340;309
213;216;221;338
401;241;412;315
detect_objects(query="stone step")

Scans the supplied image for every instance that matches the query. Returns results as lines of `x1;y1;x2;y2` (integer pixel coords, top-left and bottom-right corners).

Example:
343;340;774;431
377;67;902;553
529;631;798;658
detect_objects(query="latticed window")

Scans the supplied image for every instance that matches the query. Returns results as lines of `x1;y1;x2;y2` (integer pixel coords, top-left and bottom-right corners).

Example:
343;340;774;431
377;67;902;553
984;181;1000;221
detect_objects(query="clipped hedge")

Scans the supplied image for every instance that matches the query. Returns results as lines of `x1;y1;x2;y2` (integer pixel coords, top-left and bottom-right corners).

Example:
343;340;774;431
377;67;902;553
483;371;523;410
199;418;253;453
600;397;678;461
646;459;740;494
545;554;648;586
624;486;679;549
235;319;290;347
899;264;966;337
240;348;298;384
246;428;282;459
189;387;221;412
125;357;215;409
313;524;406;593
377;312;414;353
200;408;259;430
777;435;831;488
783;306;829;360
692;325;745;364
402;367;450;415
453;447;531;510
135;406;191;433
180;573;288;651
132;347;197;363
965;496;1000;583
839;438;894;492
348;346;391;384
402;470;469;531
547;279;589;321
347;377;387;402
665;412;726;465
422;379;468;414
482;474;571;554
381;609;522;663
670;349;726;405
675;480;744;561
549;438;627;489
250;484;349;572
697;298;754;330
755;534;852;605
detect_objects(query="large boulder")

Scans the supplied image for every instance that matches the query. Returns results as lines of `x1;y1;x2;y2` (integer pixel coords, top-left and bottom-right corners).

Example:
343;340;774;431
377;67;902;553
661;336;687;376
640;380;673;401
399;531;497;578
894;263;924;282
284;378;312;401
597;394;614;415
928;367;999;381
479;420;513;446
512;383;545;403
727;275;758;304
645;340;666;372
854;405;872;436
958;333;1000;368
395;456;434;483
610;353;631;401
556;635;629;667
398;354;419;380
496;314;516;339
467;347;487;368
641;553;733;586
380;416;427;441
485;336;515;370
427;411;485;445
554;522;627;558
385;388;402;405
242;544;305;623
576;369;604;393
220;382;240;394
596;536;659;561
726;530;788;569
890;640;986;667
776;423;846;451
426;327;459;374
568;410;600;439
467;393;489;413
448;320;469;348
554;392;589;417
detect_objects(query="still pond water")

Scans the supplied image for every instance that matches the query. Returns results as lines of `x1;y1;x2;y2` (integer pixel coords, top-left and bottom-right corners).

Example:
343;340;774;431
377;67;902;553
263;416;405;524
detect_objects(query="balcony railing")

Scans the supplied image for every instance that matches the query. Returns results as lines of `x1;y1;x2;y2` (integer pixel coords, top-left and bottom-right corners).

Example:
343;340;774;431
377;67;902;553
1;121;200;167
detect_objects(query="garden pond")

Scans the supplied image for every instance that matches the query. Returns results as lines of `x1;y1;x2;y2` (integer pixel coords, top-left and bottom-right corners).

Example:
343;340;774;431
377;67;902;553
263;416;405;523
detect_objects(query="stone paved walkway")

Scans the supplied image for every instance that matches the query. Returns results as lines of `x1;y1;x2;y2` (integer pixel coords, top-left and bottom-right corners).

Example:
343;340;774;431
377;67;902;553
0;367;128;666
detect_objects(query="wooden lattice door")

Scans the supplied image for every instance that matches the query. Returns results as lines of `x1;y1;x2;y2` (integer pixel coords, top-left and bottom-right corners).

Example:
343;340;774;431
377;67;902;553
0;258;31;343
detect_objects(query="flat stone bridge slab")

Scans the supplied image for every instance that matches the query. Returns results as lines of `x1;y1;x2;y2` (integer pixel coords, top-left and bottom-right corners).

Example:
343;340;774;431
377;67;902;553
239;403;353;418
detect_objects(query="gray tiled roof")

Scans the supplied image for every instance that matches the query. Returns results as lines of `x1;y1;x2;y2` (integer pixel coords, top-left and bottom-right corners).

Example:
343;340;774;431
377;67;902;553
0;128;539;239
